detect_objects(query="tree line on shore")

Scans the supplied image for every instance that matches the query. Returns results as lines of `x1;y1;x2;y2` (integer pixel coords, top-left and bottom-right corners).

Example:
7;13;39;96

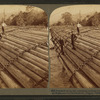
52;11;100;27
4;6;47;26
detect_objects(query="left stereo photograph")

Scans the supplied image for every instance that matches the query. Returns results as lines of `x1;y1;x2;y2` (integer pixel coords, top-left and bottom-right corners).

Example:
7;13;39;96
0;5;49;88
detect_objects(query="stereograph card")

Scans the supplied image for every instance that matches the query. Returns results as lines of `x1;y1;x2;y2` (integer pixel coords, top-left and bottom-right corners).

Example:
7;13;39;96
0;0;99;99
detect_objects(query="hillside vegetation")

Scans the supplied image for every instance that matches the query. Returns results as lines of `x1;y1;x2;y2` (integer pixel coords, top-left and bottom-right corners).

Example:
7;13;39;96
5;6;47;26
52;12;100;27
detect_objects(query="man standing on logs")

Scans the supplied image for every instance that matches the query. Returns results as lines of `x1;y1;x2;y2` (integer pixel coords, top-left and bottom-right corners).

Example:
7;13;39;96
49;28;55;49
0;32;2;39
1;21;6;35
0;21;7;40
59;37;64;55
71;30;77;50
77;22;81;35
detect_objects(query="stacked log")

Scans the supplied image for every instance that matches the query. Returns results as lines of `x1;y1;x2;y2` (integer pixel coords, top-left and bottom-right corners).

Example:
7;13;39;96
0;26;48;88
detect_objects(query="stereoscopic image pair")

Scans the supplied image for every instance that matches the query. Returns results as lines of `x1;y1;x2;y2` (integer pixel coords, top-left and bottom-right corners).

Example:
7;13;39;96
0;5;100;88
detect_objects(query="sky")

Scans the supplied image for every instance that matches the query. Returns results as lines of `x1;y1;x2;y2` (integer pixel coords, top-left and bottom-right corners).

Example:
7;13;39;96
0;5;44;20
50;5;100;25
0;5;27;17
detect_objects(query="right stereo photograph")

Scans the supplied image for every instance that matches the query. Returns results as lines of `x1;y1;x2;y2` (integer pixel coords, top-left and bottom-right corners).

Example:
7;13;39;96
49;5;100;88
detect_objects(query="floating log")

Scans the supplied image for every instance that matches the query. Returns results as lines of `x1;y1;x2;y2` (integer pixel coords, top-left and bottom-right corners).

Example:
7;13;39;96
24;52;48;66
35;47;48;55
1;38;48;61
40;80;48;88
0;42;48;72
0;77;8;88
9;33;47;42
0;42;48;77
59;57;82;88
73;44;100;69
17;57;48;79
0;41;48;68
4;36;33;48
0;55;36;88
66;45;100;73
1;71;21;88
78;36;100;48
29;50;48;61
19;30;48;37
8;34;45;44
0;44;48;81
13;30;47;37
51;28;100;88
0;26;48;88
13;61;42;82
64;46;100;87
60;55;96;88
39;45;48;50
22;55;48;72
1;38;28;50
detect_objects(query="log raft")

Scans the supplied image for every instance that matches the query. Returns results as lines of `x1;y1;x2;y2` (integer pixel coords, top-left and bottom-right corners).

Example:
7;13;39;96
0;26;48;88
51;26;100;88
